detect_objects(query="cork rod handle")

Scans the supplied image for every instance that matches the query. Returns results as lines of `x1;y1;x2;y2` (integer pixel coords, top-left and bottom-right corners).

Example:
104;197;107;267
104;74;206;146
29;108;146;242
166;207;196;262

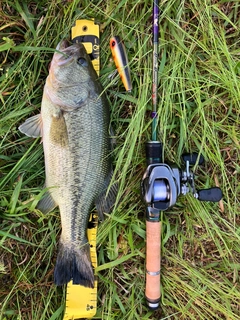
145;220;161;309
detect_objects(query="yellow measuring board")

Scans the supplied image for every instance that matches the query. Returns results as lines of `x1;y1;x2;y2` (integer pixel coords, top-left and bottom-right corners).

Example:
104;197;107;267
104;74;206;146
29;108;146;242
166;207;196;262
71;19;100;76
64;215;98;319
64;214;98;320
63;19;100;320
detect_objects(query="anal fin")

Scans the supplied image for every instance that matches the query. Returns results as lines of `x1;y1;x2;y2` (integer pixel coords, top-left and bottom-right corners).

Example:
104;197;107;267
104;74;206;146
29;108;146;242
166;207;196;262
37;190;57;214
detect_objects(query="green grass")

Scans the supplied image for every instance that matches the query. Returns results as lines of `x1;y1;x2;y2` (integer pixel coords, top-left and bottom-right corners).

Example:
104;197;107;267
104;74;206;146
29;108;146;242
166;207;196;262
0;0;240;319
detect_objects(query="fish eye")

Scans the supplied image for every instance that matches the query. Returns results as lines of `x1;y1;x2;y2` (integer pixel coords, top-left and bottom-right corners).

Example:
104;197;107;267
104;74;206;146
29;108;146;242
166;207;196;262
77;57;88;67
111;41;116;47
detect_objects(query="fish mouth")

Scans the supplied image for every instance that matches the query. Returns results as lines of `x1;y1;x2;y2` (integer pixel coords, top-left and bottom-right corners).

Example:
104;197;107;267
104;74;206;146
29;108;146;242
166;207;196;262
56;39;72;51
55;39;80;66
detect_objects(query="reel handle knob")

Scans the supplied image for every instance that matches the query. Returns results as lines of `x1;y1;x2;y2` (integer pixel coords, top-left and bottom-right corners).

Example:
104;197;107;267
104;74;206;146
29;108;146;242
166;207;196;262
182;152;204;165
197;187;223;202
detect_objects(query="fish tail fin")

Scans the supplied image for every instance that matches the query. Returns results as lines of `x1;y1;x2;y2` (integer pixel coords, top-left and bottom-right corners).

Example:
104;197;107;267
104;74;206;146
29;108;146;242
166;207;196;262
54;240;94;288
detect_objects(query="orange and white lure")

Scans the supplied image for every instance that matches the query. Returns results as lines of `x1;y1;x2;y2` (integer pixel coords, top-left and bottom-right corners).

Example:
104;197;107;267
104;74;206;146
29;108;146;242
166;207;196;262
110;36;132;92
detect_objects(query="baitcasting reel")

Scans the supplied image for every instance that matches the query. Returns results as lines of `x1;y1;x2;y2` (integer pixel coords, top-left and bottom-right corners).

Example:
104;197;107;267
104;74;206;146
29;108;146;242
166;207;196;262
141;141;223;219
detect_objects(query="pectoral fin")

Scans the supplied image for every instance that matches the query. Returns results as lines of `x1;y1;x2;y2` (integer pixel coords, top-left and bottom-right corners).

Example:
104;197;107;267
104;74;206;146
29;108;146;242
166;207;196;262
18;114;42;138
95;174;118;221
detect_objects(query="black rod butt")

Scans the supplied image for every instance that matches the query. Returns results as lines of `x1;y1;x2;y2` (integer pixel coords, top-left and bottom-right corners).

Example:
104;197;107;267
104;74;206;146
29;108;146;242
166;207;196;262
146;296;160;310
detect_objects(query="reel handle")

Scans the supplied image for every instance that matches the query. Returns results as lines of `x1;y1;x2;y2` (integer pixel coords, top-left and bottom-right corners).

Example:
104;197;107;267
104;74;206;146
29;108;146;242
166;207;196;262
145;220;161;310
197;187;223;202
182;152;204;165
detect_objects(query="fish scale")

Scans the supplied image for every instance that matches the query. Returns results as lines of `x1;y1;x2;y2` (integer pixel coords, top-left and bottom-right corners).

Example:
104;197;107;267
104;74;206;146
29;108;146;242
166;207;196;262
57;106;109;241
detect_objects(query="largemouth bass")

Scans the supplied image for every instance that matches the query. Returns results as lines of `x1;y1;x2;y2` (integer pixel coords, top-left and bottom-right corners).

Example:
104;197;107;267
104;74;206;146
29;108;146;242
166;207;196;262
19;40;117;288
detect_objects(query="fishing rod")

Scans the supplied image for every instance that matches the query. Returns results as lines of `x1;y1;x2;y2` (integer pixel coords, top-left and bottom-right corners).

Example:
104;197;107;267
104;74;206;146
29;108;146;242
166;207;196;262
141;0;162;310
141;0;223;310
